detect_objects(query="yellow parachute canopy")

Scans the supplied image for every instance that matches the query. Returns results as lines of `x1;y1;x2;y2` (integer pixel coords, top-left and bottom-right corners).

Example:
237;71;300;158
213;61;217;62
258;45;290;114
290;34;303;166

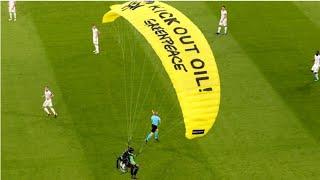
103;1;220;139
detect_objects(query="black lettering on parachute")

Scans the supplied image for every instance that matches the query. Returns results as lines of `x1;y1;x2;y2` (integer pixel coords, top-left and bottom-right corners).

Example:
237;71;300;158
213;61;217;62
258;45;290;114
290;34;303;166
144;19;187;72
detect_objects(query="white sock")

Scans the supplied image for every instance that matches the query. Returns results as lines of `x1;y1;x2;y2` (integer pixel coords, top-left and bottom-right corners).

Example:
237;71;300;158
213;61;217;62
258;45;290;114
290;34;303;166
44;107;50;114
217;27;221;33
224;26;228;34
50;107;57;115
315;73;319;80
9;12;12;20
95;44;99;53
13;12;16;20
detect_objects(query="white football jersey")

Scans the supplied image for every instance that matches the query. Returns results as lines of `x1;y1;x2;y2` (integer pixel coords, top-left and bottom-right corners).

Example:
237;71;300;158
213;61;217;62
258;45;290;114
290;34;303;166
92;27;99;40
8;0;15;7
314;55;320;66
220;9;227;21
45;90;52;100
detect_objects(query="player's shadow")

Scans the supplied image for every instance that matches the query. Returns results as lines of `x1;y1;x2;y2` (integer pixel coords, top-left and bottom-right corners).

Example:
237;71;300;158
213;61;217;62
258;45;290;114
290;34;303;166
295;81;316;93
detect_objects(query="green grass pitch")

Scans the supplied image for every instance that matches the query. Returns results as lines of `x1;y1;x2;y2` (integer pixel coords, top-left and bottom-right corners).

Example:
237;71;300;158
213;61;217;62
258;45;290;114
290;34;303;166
2;1;320;179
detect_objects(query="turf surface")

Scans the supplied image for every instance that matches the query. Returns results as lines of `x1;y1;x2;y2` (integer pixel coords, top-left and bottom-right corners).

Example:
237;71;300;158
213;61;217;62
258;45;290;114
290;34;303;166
2;1;320;179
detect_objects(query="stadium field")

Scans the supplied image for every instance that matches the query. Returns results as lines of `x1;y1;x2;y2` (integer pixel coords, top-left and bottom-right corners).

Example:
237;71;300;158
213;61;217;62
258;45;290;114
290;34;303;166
2;1;320;179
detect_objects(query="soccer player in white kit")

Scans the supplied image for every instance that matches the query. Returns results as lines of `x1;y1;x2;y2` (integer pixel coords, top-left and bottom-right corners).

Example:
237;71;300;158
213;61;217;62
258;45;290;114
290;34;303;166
43;86;58;117
8;0;16;22
92;25;100;54
216;5;227;35
311;51;320;81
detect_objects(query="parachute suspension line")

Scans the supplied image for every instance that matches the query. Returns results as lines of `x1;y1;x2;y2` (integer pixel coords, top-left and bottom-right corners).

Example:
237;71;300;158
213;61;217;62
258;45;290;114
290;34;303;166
126;23;136;144
161;103;182;127
114;22;155;147
161;92;185;139
130;55;159;134
131;48;176;135
126;25;132;141
160;121;183;139
136;133;148;156
155;92;183;140
125;47;182;151
135;119;153;157
158;94;181;122
152;58;182;113
130;51;149;139
116;21;130;143
155;66;183;124
150;69;167;109
116;25;186;145
131;47;148;137
143;61;182;139
129;35;170;143
151;83;173;116
117;22;139;145
163;103;183;130
118;26;181;144
155;80;175;110
128;27;137;142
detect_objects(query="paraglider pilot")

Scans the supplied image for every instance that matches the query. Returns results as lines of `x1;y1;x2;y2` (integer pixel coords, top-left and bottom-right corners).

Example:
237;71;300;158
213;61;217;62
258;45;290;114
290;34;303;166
127;147;139;179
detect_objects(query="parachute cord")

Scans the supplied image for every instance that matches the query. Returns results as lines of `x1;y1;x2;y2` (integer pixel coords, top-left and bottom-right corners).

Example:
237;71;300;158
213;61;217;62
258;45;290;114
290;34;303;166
150;68;168;110
128;28;137;141
131;43;181;135
126;24;132;141
115;20;181;147
155;82;175;112
136;141;146;157
160;121;183;139
116;21;130;143
130;62;158;134
135;121;151;157
130;45;167;134
158;96;180;124
130;48;147;137
129;49;159;146
155;72;182;132
150;62;180;120
130;32;152;140
130;39;158;138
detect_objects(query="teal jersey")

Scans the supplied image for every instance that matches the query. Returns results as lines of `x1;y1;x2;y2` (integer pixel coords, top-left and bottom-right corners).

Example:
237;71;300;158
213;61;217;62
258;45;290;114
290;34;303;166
151;115;161;126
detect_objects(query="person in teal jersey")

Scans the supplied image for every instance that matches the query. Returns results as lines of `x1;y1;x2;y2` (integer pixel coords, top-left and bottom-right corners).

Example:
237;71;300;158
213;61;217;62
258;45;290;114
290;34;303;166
145;110;160;143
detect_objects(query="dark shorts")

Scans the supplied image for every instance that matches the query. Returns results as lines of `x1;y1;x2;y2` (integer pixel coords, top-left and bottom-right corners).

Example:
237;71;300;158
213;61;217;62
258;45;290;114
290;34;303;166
151;124;158;133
